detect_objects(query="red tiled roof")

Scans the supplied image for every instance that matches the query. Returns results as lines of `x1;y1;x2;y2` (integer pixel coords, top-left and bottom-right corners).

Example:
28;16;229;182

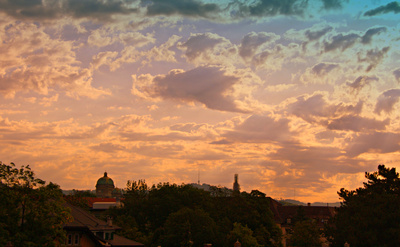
64;203;144;247
64;202;121;231
85;197;117;207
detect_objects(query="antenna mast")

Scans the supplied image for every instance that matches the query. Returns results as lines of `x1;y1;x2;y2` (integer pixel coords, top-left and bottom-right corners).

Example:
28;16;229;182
198;168;200;184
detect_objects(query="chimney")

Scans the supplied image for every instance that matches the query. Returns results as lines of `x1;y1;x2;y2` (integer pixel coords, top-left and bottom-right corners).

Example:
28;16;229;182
107;216;112;227
234;240;241;247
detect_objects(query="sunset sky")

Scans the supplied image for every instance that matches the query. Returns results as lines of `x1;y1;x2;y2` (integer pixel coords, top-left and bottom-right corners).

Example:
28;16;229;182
1;0;400;203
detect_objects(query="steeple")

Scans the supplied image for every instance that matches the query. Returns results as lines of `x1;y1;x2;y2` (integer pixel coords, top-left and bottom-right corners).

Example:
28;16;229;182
233;174;240;192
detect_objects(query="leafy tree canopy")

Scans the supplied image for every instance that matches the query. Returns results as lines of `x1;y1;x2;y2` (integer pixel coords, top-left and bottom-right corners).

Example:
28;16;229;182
108;180;282;247
0;162;72;247
327;165;400;247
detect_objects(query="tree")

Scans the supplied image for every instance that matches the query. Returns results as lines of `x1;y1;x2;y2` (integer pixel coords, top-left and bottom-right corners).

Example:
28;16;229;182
227;222;260;247
327;165;400;247
290;220;321;247
0;162;72;246
110;181;282;247
289;206;321;247
161;207;219;247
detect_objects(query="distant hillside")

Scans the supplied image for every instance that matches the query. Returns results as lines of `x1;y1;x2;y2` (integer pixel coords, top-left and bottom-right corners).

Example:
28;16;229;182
278;199;341;207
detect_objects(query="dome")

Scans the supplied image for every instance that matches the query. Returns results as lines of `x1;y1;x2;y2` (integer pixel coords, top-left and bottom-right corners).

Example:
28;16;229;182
96;172;114;186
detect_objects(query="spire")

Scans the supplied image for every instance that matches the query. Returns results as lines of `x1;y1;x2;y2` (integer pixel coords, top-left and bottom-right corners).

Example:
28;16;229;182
233;174;240;192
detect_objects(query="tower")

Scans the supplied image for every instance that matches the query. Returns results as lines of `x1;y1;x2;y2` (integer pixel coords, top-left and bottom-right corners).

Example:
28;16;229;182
95;172;115;198
233;174;240;192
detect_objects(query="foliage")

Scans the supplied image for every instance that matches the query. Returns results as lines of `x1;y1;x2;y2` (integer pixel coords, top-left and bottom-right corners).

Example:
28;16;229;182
227;222;260;247
64;189;96;210
0;162;72;247
327;165;400;247
108;180;282;247
290;220;321;247
162;207;219;247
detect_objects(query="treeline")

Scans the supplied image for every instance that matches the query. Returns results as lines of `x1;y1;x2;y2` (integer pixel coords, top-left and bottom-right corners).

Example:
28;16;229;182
106;180;282;247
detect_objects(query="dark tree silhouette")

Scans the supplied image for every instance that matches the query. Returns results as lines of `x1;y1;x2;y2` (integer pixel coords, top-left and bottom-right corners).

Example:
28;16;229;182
327;165;400;247
0;162;72;246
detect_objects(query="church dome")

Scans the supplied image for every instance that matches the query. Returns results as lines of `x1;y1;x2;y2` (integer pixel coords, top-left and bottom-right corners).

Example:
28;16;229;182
96;172;114;186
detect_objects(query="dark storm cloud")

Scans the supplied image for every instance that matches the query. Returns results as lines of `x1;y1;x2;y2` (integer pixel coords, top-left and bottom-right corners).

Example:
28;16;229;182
347;76;378;92
374;89;400;115
0;0;138;20
311;63;338;76
327;115;389;132
364;1;400;16
143;0;220;18
361;27;387;44
323;33;359;52
346;131;400;157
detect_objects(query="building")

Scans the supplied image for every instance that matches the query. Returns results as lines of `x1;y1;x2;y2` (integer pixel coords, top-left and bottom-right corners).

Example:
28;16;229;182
63;202;144;247
96;172;115;198
233;174;240;192
267;199;335;247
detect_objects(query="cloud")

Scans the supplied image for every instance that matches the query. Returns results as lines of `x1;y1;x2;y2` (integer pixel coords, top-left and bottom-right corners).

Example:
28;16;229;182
0;0;138;21
90;142;126;153
236;0;309;17
132;66;250;113
311;63;339;76
361;27;387;44
327;115;389;132
269;143;364;190
320;0;348;10
0;21;110;98
288;94;363;123
374;89;400;115
305;26;333;41
222;114;293;143
144;0;220;18
346;131;400;157
239;32;279;60
393;68;400;82
209;139;233;145
346;76;378;93
358;47;390;72
88;29;155;48
294;24;333;51
169;123;207;133
179;32;235;64
323;33;359;52
364;1;400;16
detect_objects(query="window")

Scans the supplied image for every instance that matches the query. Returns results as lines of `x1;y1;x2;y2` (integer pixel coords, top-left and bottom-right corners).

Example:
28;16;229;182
105;232;110;240
74;234;80;245
67;234;72;245
96;231;104;239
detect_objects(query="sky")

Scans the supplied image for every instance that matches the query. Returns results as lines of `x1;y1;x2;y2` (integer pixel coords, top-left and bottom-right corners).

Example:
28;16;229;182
1;0;400;203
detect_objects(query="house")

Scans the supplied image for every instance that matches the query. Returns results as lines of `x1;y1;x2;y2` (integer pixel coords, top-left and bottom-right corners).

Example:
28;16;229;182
63;203;144;247
268;200;336;247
